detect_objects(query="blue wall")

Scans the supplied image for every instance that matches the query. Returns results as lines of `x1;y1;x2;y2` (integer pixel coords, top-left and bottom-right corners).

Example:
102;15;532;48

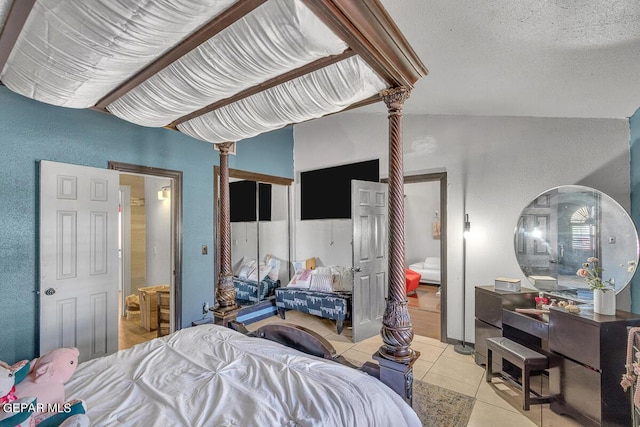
631;107;640;313
0;86;293;362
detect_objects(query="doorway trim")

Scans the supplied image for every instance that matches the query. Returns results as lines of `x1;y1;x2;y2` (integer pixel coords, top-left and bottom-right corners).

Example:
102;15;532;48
108;161;183;330
119;185;132;317
383;171;448;342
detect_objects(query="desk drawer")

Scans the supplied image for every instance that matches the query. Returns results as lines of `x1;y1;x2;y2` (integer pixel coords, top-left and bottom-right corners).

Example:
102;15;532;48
474;319;502;370
475;289;503;328
550;313;600;369
551;357;601;425
502;309;549;341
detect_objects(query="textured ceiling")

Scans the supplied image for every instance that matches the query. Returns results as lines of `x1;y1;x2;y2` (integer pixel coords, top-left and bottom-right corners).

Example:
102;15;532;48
362;0;640;119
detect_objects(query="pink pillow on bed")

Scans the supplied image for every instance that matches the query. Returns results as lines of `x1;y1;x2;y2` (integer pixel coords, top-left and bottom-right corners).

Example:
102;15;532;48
287;268;313;288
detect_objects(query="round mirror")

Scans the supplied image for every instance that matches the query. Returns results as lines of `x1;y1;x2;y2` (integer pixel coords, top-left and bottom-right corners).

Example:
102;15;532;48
514;185;639;300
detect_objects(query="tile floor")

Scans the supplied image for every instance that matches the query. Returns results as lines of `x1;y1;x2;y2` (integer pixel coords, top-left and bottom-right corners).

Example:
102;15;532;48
247;310;583;427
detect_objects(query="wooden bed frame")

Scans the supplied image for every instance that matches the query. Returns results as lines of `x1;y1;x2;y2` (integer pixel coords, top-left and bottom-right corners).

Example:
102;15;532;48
229;320;394;382
229;321;356;366
0;0;428;405
207;1;428;404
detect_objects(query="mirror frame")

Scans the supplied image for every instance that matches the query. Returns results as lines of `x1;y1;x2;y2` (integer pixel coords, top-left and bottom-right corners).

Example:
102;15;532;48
514;185;639;297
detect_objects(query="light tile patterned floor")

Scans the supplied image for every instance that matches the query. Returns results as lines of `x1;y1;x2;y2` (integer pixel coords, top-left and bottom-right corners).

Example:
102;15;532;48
247;311;583;427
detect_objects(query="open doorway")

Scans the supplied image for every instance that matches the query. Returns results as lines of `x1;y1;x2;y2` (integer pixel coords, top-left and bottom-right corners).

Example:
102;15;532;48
109;161;183;350
403;172;447;341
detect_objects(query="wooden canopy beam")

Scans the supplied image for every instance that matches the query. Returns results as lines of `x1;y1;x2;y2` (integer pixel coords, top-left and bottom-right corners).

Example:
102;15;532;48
300;0;427;89
0;0;38;73
94;1;267;110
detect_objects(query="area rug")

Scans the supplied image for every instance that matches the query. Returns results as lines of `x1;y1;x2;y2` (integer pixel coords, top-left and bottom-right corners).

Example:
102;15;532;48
412;380;475;427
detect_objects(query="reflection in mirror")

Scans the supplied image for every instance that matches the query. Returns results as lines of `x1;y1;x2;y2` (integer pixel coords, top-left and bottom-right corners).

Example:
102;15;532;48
259;183;289;285
216;167;292;307
230;178;258;300
514;185;639;301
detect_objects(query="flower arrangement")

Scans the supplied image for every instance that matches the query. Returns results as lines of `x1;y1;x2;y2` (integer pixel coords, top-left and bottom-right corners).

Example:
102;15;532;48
576;257;610;291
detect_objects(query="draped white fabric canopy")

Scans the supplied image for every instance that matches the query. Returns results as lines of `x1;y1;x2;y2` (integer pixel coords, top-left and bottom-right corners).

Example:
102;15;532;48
0;0;425;144
178;56;385;143
2;0;238;108
0;0;11;28
107;0;348;128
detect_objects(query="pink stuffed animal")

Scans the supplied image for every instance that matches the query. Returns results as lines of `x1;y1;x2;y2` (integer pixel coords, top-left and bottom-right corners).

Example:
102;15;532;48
15;348;80;415
0;361;36;427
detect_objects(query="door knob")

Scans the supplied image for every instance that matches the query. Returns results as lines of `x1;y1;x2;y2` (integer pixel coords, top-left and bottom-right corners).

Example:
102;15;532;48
44;288;56;296
352;267;362;273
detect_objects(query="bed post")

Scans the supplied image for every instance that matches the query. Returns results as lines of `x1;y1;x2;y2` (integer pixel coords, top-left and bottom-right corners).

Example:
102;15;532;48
213;141;238;321
371;87;420;405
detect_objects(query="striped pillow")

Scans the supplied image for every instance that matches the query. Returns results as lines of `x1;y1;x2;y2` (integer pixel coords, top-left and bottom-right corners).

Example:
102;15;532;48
309;273;333;293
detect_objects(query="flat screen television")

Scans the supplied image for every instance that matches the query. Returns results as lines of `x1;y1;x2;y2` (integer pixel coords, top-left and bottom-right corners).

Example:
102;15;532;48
301;159;379;220
230;180;272;222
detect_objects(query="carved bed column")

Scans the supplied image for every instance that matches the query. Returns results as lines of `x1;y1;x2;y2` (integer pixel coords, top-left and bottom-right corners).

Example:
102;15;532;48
372;87;419;405
214;141;238;317
380;86;414;361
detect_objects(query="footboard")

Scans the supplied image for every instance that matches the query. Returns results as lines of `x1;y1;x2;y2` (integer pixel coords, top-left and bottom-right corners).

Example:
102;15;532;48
227;320;418;405
227;321;357;368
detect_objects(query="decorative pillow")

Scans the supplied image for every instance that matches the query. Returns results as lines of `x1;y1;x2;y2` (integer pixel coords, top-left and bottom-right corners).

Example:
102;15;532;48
309;272;333;292
238;264;255;280
236;258;257;279
264;254;281;281
315;266;332;276
292;257;316;273
248;264;272;282
331;265;354;292
287;268;313;288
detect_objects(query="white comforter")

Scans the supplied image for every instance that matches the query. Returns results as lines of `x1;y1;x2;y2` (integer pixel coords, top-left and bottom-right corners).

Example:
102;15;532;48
66;324;421;426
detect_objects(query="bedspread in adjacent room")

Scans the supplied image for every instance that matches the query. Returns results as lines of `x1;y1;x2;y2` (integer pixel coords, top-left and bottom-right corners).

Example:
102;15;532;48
65;324;421;426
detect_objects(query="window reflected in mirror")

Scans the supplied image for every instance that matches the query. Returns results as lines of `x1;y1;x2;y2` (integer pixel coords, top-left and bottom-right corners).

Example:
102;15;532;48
515;185;638;301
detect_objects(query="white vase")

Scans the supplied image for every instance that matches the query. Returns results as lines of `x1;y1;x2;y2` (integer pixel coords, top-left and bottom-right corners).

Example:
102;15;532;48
593;288;616;315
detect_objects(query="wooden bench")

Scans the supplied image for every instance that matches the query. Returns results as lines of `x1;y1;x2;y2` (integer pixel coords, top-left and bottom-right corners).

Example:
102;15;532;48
486;336;552;410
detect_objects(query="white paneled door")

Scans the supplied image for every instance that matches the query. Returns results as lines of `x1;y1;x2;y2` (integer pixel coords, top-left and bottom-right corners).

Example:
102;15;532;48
351;180;388;342
40;160;119;362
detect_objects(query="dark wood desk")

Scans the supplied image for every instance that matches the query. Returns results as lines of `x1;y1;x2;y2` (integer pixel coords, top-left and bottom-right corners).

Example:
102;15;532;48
548;306;640;427
475;285;640;426
474;285;538;367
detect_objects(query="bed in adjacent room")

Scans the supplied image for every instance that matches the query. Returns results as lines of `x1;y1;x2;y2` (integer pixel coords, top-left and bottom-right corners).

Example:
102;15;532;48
65;324;421;426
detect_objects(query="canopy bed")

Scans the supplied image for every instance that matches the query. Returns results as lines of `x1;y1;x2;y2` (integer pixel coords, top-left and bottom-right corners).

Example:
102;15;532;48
0;0;428;421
